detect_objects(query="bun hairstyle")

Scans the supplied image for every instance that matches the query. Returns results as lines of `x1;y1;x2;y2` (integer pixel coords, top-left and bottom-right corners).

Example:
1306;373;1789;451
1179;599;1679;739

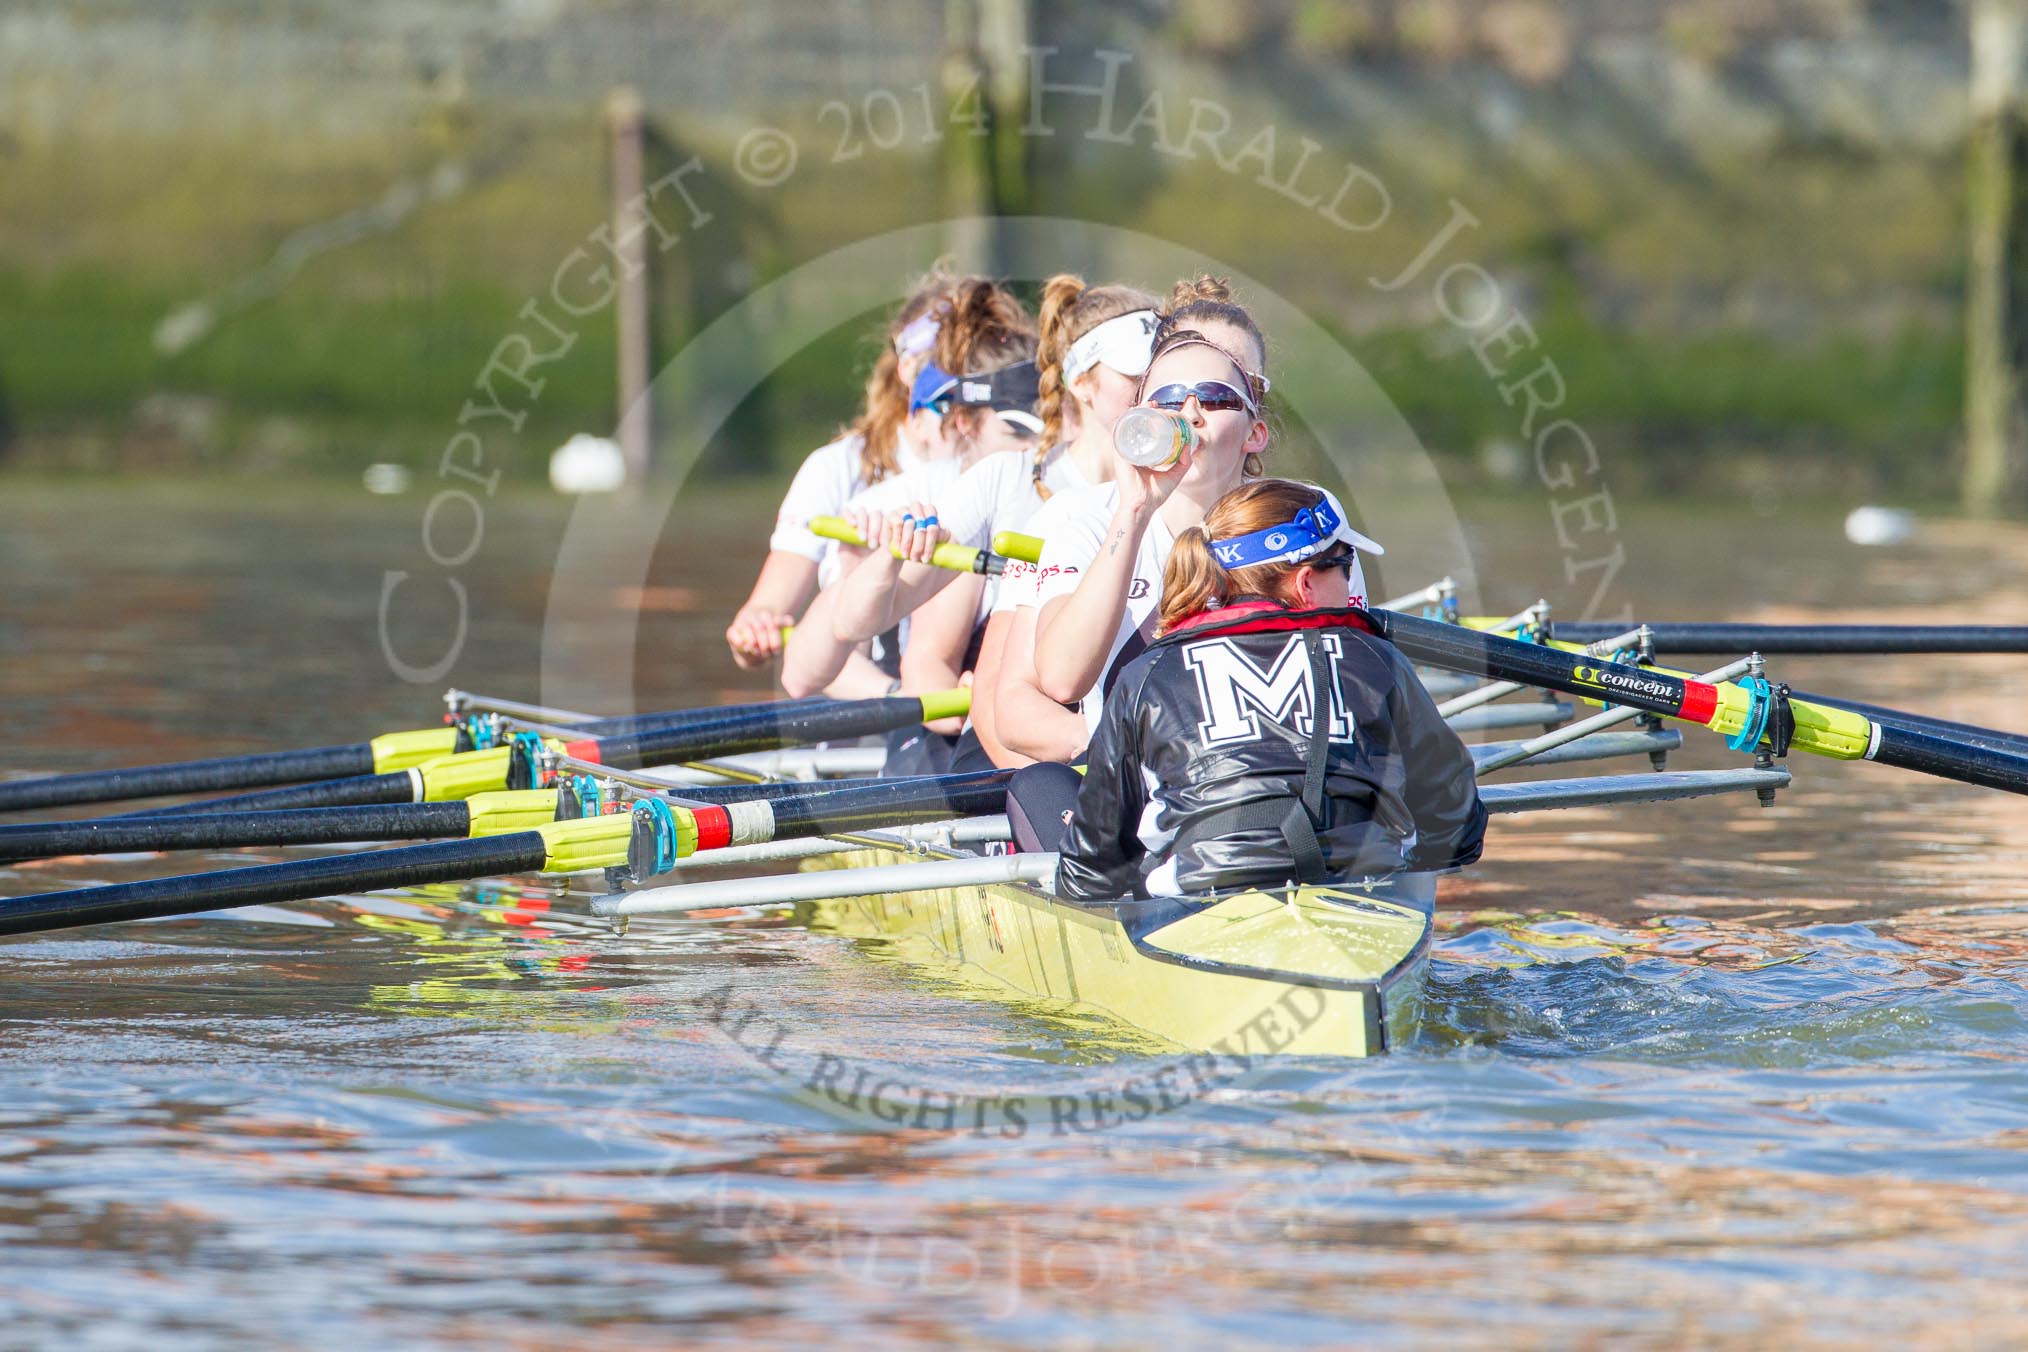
1154;274;1271;479
933;277;1036;379
932;277;1037;444
846;264;959;483
1033;274;1162;497
1157;478;1329;635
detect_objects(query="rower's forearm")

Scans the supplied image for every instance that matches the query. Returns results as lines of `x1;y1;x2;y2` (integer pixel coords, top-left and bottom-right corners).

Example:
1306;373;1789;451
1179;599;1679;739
1033;588;1119;703
1033;510;1147;703
995;672;1089;763
831;552;906;643
737;552;818;628
780;589;855;698
824;649;900;701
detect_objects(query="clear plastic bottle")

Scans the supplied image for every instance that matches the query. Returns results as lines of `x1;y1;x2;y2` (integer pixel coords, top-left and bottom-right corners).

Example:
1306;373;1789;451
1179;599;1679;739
1112;407;1197;470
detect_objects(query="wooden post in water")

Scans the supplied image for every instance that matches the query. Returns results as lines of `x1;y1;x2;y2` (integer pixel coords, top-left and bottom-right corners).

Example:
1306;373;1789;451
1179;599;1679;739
937;0;1032;270
607;86;653;483
940;1;995;266
979;0;1033;219
1965;0;2027;514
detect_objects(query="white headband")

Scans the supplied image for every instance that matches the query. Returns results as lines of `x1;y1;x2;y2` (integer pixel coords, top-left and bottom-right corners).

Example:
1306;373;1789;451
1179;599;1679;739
1064;309;1159;384
893;311;941;358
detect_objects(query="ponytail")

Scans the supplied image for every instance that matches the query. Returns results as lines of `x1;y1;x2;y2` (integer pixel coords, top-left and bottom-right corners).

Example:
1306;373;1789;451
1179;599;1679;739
1157;526;1226;634
934;277;1034;381
1033;275;1162;499
843;263;959;483
848;347;906;482
1034;273;1089;498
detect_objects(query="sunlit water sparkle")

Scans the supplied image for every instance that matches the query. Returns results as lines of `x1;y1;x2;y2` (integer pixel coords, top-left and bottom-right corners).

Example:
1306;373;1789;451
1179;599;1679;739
4;485;2028;1347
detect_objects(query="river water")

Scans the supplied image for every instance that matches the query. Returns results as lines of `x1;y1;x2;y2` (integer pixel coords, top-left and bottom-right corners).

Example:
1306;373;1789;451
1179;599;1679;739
3;479;2027;1347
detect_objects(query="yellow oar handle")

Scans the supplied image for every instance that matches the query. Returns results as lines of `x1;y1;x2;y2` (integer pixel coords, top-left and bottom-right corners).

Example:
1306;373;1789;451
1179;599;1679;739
808;515;988;575
990;531;1043;564
370;726;463;773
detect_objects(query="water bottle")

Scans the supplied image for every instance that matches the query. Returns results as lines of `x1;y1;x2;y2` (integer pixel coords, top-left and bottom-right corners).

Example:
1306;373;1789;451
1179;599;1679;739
1112;407;1197;470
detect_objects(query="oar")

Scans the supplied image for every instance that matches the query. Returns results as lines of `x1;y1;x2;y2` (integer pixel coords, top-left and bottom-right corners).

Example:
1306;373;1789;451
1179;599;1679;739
0;814;635;938
600;763;1793;920
808;517;1042;574
624;769;1012;876
1;768;973;865
0;726;1681;867
1374;610;2028;795
510;690;969;790
0;790;566;865
127;691;968;818
1517;639;2028;759
1530;622;2028;655
0;770;1009;938
0;692;835;815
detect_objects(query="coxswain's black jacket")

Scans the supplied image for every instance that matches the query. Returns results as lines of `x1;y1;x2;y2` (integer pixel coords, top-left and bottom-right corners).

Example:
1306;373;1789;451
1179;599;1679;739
1055;601;1487;900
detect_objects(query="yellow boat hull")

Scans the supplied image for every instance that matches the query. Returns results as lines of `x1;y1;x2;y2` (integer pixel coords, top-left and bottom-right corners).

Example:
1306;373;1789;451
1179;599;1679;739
801;848;1434;1058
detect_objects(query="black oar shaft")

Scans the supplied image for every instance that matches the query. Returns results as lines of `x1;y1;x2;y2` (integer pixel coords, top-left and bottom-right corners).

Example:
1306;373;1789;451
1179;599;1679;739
629;770;1014;875
121;772;422;818
1376;610;2028;797
549;696;937;784
1869;724;2028;794
1;697;837;817
0;802;472;863
0;833;548;938
0;743;375;813
571;694;835;737
1547;623;2028;654
766;770;1014;838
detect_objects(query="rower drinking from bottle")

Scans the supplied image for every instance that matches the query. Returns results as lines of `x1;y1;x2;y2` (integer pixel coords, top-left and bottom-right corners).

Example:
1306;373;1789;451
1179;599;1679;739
1051;478;1487;901
998;276;1372;764
830;274;1159;770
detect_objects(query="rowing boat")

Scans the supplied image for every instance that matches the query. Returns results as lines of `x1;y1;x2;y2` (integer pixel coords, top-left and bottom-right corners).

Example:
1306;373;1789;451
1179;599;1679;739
789;843;1435;1057
10;608;2028;1062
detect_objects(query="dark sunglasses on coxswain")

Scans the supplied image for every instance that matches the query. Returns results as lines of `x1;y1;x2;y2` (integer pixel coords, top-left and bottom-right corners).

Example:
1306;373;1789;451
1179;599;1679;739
1307;549;1357;576
1145;380;1255;414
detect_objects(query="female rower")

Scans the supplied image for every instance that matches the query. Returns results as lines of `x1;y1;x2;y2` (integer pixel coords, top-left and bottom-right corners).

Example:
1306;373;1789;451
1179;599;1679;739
1051;478;1487;900
723;265;954;673
777;278;1037;704
998;276;1375;762
829;275;1160;767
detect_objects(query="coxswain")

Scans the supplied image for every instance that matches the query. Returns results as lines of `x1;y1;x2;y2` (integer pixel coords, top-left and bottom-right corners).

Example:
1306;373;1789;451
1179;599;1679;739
1048;477;1487;900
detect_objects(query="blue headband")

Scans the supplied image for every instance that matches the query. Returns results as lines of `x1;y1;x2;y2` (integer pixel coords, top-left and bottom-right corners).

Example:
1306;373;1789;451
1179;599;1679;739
1210;495;1359;569
909;362;958;413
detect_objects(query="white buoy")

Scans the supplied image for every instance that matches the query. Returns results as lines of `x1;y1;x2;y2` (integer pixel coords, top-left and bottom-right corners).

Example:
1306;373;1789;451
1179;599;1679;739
549;434;629;494
362;463;412;495
1844;505;1915;546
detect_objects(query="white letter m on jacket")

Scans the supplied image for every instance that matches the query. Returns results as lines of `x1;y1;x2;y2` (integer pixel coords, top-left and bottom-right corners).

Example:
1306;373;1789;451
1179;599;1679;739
1182;634;1353;747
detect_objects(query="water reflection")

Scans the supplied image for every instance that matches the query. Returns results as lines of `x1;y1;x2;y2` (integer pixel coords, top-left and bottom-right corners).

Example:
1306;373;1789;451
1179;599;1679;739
5;489;2028;1344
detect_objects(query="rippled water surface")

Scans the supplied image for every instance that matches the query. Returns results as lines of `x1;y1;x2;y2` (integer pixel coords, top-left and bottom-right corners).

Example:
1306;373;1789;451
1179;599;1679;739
4;481;2028;1347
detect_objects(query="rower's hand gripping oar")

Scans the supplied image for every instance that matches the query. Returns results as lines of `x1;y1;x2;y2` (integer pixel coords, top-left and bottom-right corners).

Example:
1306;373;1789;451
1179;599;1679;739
808;516;1042;576
1374;609;2028;796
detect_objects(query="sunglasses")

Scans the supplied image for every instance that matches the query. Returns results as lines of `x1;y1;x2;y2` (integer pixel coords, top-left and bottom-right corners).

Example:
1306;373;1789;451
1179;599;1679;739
1145;380;1255;415
1307;550;1357;576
